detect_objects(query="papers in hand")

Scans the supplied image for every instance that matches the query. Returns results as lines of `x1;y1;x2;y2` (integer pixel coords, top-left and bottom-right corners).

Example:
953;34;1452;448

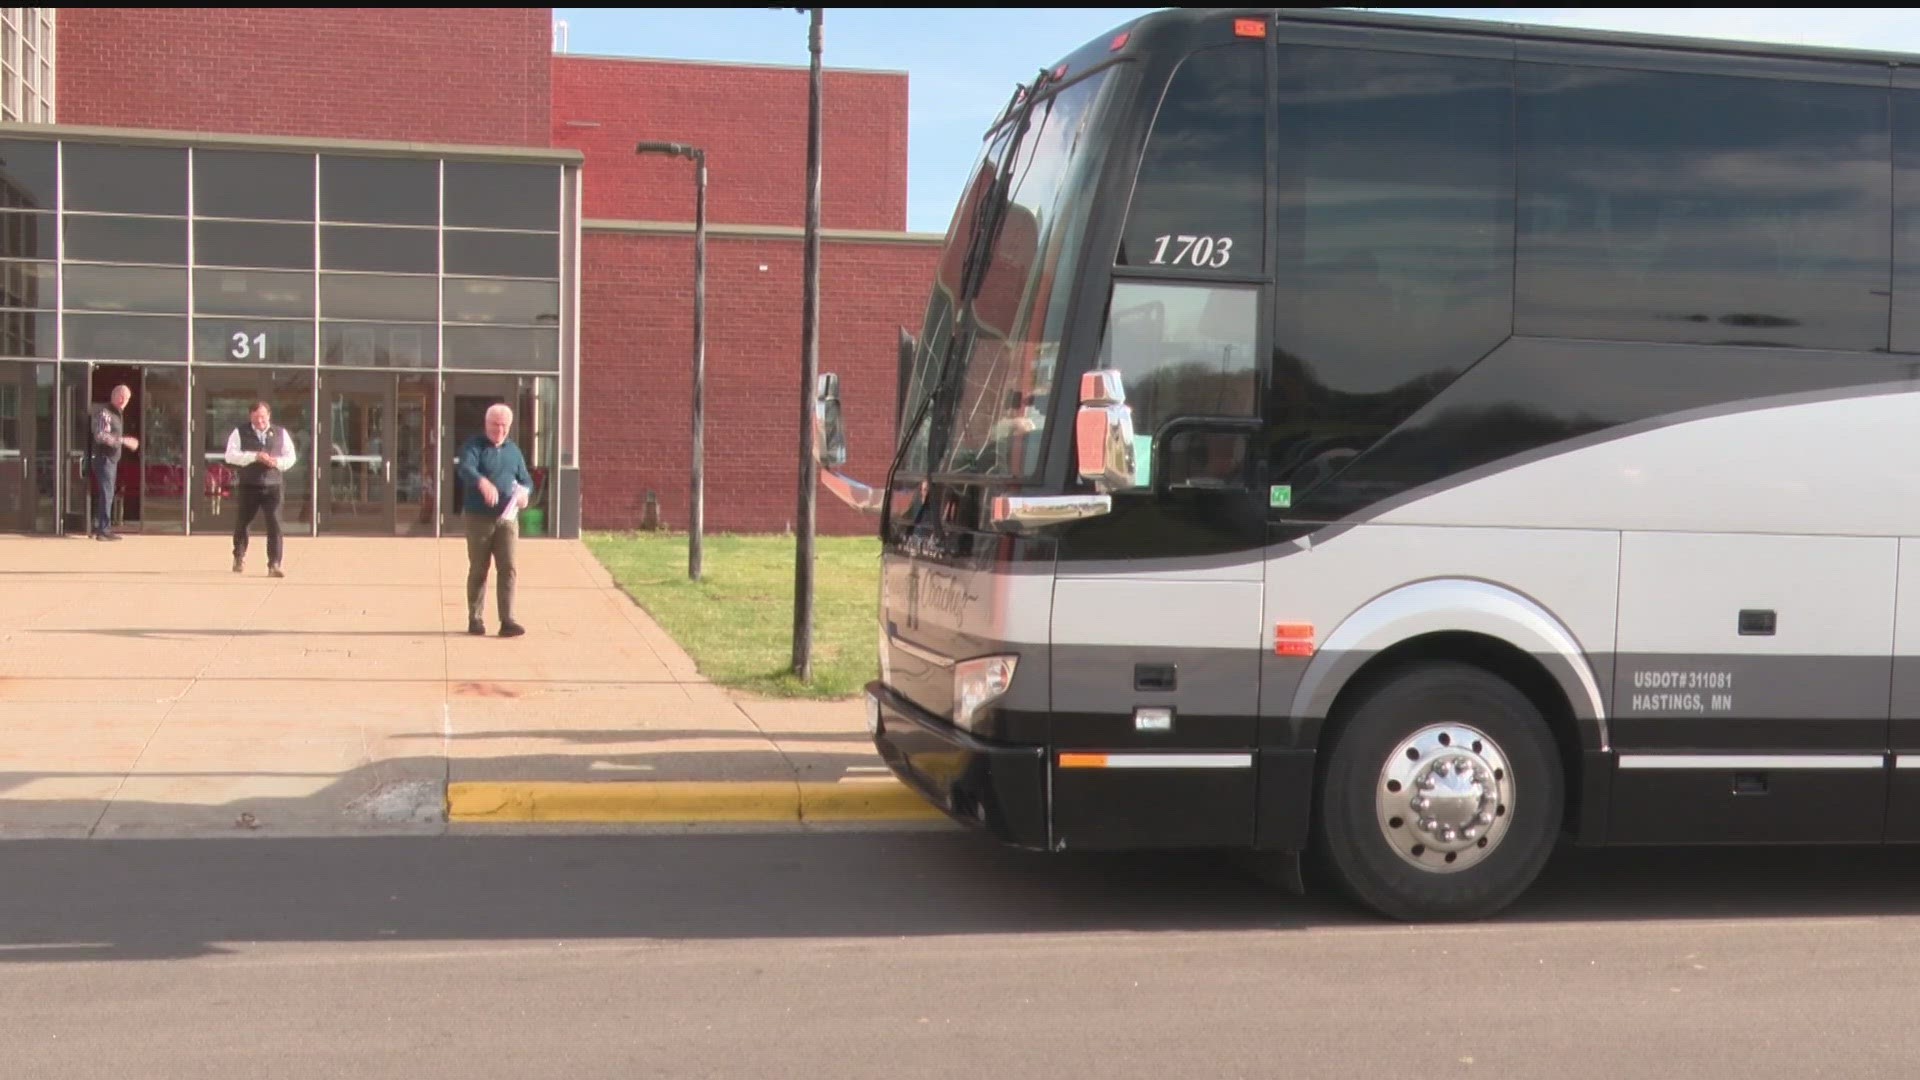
499;482;530;522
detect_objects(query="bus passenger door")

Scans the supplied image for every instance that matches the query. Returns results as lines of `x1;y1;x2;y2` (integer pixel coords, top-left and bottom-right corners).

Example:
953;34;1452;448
1044;33;1272;851
1049;280;1269;851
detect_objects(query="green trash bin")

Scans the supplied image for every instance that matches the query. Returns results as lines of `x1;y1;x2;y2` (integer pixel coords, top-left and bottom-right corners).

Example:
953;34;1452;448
520;508;545;537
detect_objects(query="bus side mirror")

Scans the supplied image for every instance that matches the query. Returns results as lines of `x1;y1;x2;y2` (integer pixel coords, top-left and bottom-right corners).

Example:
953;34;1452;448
812;372;882;514
813;372;847;469
1075;369;1137;493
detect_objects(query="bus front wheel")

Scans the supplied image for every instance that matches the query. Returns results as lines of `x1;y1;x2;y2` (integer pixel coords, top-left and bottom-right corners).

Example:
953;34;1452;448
1314;661;1563;922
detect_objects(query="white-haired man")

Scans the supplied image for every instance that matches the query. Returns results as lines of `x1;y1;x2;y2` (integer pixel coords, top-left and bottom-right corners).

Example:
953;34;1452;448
87;384;139;541
454;402;533;638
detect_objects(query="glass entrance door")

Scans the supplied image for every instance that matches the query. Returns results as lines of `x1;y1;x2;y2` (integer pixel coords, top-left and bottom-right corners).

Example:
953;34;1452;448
140;366;188;534
319;371;437;535
394;374;438;536
60;364;191;535
441;373;556;537
60;362;90;535
0;360;54;533
321;371;394;534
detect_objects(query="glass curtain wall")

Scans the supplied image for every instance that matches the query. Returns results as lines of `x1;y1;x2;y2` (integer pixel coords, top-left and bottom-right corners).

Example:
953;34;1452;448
0;133;570;537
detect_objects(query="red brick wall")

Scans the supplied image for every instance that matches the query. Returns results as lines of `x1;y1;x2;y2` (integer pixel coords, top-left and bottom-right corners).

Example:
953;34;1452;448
57;8;553;147
553;56;907;230
54;9;938;537
579;229;940;534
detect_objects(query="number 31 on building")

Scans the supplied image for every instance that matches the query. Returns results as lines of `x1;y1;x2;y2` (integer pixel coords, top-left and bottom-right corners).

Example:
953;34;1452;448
230;331;269;360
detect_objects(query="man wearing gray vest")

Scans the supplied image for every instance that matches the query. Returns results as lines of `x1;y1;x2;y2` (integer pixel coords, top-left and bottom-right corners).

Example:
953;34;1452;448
224;401;298;577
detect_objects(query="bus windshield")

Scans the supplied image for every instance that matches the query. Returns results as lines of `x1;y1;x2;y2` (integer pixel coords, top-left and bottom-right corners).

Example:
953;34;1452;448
896;67;1116;482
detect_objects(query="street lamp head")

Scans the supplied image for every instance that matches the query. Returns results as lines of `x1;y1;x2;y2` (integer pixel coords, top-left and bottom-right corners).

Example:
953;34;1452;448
636;140;698;160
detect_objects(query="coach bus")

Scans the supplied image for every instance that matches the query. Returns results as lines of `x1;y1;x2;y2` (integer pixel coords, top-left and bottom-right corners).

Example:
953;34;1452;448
811;6;1920;920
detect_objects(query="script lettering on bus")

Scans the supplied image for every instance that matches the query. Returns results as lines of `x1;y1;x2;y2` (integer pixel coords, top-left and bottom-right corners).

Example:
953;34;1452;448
904;565;979;632
1627;669;1735;713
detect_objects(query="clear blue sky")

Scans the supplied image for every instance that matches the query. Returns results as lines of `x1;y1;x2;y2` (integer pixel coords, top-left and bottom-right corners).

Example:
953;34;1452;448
552;7;1920;235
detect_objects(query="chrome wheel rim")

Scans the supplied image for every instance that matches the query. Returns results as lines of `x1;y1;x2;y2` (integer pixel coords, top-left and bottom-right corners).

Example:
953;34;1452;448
1375;723;1514;874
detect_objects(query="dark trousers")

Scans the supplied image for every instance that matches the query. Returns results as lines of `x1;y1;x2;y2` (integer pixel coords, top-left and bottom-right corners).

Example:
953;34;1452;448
90;460;116;536
234;484;285;566
465;514;518;625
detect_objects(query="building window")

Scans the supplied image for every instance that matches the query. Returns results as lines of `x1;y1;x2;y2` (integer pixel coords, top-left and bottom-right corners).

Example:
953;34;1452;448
0;138;55;209
64;144;190;215
196;220;314;270
0;9;52;126
444;162;562;232
194;150;315;222
321;156;437;226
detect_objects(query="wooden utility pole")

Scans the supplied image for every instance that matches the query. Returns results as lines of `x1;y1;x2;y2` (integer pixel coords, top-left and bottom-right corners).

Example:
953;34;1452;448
791;6;824;681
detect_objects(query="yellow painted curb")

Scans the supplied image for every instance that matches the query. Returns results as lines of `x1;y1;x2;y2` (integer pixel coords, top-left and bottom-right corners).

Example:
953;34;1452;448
799;782;947;822
447;779;943;824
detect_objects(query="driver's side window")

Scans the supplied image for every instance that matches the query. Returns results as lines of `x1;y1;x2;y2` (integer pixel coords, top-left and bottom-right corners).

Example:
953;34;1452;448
1096;280;1259;490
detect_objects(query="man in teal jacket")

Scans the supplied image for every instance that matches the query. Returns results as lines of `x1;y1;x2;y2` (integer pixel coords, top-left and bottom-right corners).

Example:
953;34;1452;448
455;403;534;638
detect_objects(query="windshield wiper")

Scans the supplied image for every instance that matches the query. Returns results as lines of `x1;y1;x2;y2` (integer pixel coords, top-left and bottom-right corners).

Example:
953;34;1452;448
920;74;1052;473
883;69;1052;539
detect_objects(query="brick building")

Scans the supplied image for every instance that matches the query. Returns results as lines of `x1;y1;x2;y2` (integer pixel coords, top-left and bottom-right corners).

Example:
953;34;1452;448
0;7;941;540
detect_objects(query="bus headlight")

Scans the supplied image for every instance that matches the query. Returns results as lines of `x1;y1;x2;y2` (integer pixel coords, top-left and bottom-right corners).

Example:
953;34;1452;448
953;655;1018;732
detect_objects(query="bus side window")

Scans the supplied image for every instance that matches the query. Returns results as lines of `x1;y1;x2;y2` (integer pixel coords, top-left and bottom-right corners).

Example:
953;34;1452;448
1162;426;1253;492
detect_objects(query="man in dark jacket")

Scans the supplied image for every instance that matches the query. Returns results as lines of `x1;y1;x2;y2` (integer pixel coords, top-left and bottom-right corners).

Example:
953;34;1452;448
224;401;298;577
88;384;138;541
455;403;533;638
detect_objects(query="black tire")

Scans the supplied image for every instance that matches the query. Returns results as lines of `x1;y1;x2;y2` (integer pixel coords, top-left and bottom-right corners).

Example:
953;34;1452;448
1313;661;1563;922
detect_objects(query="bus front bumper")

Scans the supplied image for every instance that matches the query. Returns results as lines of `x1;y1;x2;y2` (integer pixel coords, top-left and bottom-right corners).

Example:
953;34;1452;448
866;681;1048;849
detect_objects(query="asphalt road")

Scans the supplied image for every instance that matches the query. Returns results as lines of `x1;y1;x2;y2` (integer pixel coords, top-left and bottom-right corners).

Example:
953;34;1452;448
5;831;1920;1079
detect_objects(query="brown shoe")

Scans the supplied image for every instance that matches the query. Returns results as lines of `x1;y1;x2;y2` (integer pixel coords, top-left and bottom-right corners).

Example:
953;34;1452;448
267;565;285;578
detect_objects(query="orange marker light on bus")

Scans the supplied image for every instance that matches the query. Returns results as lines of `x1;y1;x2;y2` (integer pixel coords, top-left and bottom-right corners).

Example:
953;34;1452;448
1275;622;1315;657
1059;753;1109;769
1109;32;1130;51
1234;18;1267;39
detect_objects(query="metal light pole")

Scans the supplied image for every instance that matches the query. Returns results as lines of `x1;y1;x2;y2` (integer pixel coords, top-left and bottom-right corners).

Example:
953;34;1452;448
791;6;823;682
635;140;708;581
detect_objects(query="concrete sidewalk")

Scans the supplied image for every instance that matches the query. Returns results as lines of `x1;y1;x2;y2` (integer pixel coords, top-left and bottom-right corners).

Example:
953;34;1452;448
0;534;941;837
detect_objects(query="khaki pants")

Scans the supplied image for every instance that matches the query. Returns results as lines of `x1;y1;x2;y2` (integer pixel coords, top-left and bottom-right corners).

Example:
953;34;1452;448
465;515;519;625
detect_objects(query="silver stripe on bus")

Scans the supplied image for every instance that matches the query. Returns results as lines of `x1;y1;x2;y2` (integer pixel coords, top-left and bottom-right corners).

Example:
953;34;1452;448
1064;754;1255;770
886;633;955;669
1617;754;1885;770
1894;757;1920;770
